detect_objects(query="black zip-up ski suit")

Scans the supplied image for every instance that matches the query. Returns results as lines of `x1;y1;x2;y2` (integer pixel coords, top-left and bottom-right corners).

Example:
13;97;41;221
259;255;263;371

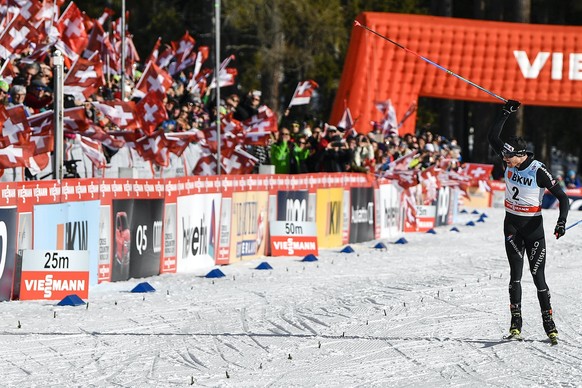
487;109;569;311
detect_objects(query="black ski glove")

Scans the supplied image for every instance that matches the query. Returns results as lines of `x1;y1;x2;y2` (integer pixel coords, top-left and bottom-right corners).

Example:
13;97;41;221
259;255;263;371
554;219;566;239
503;100;521;114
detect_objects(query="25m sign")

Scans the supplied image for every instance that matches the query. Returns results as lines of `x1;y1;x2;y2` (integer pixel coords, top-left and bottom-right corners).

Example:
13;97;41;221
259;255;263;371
20;250;89;300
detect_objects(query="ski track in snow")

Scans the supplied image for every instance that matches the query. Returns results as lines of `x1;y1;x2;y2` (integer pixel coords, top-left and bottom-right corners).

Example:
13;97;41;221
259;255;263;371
1;207;582;387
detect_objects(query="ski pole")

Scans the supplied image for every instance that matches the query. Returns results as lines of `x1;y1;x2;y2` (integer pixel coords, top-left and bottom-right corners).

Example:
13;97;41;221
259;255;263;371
566;219;582;230
353;20;508;103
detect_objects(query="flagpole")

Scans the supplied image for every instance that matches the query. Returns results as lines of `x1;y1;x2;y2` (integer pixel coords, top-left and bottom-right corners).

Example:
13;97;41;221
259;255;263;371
52;51;64;180
215;0;221;175
120;0;126;101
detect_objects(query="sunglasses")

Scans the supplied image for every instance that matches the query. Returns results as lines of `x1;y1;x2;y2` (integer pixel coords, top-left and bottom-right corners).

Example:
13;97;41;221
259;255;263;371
281;132;290;136
298;141;306;145
501;149;524;158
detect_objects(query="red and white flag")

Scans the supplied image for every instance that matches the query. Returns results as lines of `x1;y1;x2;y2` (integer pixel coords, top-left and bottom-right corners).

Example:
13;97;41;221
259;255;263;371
92;100;138;131
462;163;493;185
76;134;107;168
133;61;173;98
135;130;170;167
57;2;89;54
243;106;277;145
192;151;218;176
165;132;198;157
208;55;237;89
135;91;168;135
169;31;195;75
288;80;318;107
64;55;105;100
221;146;258;175
0;14;41;59
374;98;398;138
0;142;34;168
0;105;32;148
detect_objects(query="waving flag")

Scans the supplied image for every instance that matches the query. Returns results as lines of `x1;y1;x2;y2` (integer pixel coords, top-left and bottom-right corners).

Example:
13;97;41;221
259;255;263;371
0;14;41;59
64;56;105;100
133;61;173;98
288;80;318;107
0;105;32;148
57;2;89;54
135;130;170;167
92;100;138;131
462;163;493;185
134;91;168;135
208;55;237;89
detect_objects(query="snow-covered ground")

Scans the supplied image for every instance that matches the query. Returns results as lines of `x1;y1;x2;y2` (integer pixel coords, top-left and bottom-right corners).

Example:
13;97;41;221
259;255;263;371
1;207;581;387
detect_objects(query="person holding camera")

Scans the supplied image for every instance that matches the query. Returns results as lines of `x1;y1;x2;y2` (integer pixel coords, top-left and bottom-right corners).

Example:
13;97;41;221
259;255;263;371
321;126;352;172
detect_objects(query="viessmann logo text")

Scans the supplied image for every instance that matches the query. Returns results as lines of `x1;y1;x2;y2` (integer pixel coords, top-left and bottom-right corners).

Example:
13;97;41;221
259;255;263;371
25;275;86;298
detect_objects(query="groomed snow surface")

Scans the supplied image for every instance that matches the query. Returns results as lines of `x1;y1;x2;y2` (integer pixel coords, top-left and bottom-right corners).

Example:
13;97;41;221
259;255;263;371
1;207;581;387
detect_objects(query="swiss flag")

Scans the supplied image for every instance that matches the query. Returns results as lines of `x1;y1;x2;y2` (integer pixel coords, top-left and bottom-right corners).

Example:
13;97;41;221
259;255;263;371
374;98;398;138
28;111;55;154
221;147;258;175
165;132;198;157
169;31;195;75
337;107;355;138
76;134;107;168
92;101;138;131
63;106;90;133
0;14;41;59
208;55;237;89
134;91;168;135
133;61;173;98
135;130;170;167
462;163;493;185
243;106;278;134
0;143;34;168
0;105;32;148
57;2;89;54
63;56;105;100
288;80;318;107
192;152;218;176
83;125;126;150
145;36;162;65
108;130;141;149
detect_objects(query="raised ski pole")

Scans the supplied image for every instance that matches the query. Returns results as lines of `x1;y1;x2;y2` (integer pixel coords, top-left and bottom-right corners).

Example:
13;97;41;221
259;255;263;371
353;20;508;103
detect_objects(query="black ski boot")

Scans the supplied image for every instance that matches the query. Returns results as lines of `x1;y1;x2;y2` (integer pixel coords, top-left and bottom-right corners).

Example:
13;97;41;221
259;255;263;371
542;309;558;345
509;304;522;337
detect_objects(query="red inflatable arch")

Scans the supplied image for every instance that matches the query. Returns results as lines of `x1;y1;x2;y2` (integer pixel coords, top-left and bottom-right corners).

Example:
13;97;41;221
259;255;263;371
331;12;582;135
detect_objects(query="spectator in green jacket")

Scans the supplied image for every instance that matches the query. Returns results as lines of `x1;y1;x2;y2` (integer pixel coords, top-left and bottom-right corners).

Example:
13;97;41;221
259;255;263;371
270;127;295;174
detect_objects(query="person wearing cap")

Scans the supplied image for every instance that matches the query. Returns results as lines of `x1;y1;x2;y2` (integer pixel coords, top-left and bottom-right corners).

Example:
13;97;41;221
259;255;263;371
488;99;569;344
25;78;53;113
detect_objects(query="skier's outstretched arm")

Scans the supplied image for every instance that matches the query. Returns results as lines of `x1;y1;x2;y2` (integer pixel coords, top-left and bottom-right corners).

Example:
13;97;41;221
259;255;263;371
488;100;521;155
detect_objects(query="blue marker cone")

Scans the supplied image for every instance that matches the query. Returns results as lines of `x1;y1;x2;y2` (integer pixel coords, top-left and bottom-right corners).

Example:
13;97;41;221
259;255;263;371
302;254;318;262
131;282;156;293
340;245;355;253
205;268;226;278
57;294;86;306
255;262;273;270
